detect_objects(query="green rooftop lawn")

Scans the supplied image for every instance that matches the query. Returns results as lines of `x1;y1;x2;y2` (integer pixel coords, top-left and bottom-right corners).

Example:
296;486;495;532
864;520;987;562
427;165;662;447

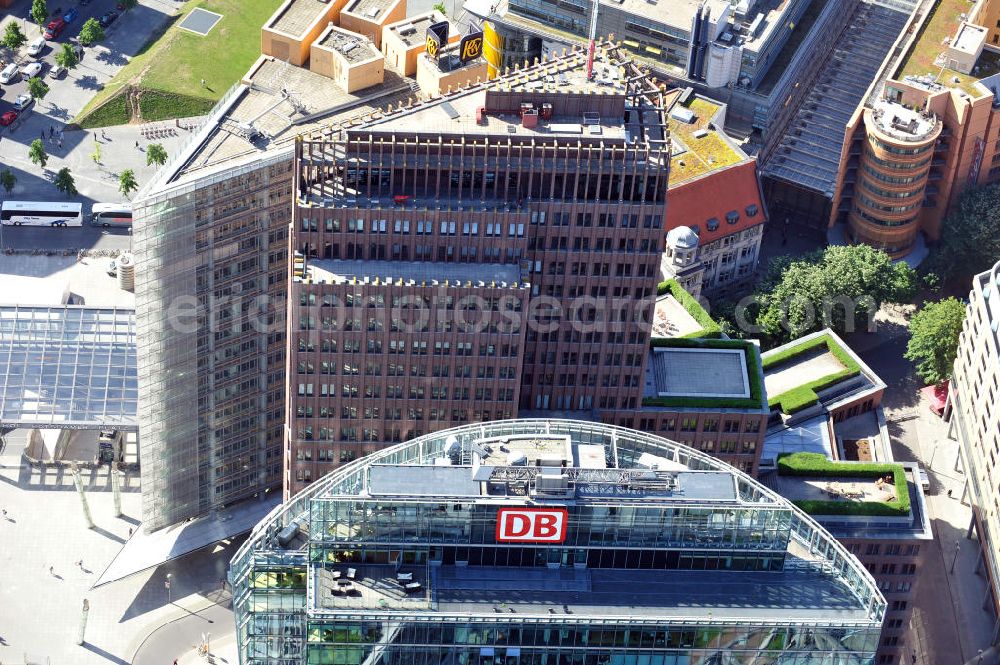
644;337;766;410
763;333;862;414
76;0;281;126
669;97;744;186
778;452;911;518
895;0;995;97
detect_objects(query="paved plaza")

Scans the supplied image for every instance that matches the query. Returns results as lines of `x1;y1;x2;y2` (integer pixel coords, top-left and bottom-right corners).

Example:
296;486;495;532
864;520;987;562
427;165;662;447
0;432;240;665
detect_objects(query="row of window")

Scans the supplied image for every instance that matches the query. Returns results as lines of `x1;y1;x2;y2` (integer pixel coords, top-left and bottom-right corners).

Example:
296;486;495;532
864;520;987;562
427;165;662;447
859;178;924;200
298;338;521;357
868;135;934;156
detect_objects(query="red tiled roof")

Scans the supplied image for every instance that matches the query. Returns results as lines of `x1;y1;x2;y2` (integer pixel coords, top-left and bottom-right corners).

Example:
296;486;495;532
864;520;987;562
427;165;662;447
665;159;767;244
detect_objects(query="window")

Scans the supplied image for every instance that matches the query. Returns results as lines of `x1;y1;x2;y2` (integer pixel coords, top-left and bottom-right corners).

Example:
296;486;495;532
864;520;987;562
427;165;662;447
690;224;700;235
706;218;719;232
745;204;758;217
725;210;739;225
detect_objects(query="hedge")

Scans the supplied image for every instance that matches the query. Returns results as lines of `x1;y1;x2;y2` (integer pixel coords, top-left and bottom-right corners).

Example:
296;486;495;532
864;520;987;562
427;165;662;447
643;337;766;410
777;452;910;517
655;279;722;339
764;333;862;414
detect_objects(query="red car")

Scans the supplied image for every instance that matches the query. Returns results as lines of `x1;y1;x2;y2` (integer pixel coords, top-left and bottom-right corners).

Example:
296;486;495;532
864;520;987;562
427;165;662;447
0;111;18;127
44;17;66;40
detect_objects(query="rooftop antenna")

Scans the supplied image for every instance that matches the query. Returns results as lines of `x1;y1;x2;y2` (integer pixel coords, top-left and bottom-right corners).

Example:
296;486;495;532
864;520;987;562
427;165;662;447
585;0;599;80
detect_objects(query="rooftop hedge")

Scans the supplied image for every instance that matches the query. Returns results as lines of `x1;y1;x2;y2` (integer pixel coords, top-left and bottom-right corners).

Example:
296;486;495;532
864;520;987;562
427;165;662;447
777;452;910;517
643;337;766;410
655;279;723;339
763;333;862;414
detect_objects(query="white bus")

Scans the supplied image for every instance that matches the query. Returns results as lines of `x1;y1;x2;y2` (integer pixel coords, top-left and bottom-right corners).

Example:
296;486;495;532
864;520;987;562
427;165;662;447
91;203;133;228
0;201;84;227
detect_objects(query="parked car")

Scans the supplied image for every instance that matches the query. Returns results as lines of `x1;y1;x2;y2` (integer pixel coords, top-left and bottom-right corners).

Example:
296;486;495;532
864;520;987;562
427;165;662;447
0;63;19;85
21;62;44;78
0;111;18;127
26;36;47;57
44;17;66;40
63;8;79;22
99;11;118;27
49;65;67;79
13;94;33;112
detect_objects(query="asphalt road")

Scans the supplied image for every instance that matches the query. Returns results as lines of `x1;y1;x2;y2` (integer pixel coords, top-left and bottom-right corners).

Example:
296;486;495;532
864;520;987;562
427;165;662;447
1;222;132;249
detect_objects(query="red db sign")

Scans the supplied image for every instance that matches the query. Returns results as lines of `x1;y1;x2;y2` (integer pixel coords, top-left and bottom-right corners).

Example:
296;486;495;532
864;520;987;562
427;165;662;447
496;508;568;543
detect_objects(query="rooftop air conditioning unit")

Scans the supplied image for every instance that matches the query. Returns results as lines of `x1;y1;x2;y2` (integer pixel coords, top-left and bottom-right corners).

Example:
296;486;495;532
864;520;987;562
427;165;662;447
398;23;415;35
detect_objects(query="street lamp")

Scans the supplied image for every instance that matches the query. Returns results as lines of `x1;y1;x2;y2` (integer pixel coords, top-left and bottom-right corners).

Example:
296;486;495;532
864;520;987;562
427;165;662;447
950;542;961;574
165;573;173;603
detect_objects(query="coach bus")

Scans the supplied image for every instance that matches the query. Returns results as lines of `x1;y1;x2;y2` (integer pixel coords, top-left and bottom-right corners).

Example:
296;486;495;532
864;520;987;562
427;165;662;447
0;201;84;227
90;203;133;228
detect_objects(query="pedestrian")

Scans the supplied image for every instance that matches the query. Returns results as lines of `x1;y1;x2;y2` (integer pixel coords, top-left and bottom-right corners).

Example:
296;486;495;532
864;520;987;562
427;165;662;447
102;129;107;141
49;565;54;576
135;140;139;149
1;509;7;519
49;126;54;138
58;138;63;149
947;489;954;498
128;527;133;537
76;559;83;568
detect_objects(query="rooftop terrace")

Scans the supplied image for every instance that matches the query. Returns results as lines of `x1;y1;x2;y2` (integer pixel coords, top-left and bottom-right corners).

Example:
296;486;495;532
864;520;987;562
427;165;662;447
896;0;1000;96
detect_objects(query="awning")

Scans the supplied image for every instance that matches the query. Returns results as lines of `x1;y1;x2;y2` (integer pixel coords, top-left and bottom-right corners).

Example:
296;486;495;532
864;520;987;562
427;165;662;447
644;45;662;55
622;40;640;48
920;380;949;416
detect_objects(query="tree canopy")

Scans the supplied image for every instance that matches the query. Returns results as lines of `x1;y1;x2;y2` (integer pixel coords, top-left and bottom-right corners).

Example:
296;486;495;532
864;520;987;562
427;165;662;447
904;297;966;385
1;21;28;50
28;138;48;169
55;42;79;70
118;169;138;198
146;143;168;167
743;245;916;345
31;0;48;30
27;76;49;102
0;168;15;194
54;167;77;196
78;18;104;46
927;182;1000;284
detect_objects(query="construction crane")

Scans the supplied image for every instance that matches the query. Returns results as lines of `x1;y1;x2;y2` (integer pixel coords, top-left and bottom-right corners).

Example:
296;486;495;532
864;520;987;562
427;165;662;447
585;0;599;80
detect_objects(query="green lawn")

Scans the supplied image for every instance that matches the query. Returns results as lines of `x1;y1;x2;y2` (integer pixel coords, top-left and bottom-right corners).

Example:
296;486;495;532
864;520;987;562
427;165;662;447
644;337;766;410
895;0;993;97
778;452;910;517
76;0;280;126
763;333;862;414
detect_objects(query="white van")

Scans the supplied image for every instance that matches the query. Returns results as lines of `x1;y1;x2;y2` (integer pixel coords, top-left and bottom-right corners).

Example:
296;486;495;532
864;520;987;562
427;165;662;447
0;63;19;85
26;36;46;57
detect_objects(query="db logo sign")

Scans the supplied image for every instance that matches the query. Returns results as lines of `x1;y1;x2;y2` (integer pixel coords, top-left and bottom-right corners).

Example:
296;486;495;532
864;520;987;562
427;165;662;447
496;508;568;543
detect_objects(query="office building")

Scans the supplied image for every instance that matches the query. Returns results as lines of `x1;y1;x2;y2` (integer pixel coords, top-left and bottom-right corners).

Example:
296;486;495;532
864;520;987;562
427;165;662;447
948;259;1000;643
229;419;887;665
760;328;932;663
133;23;419;530
287;43;669;495
825;0;1000;258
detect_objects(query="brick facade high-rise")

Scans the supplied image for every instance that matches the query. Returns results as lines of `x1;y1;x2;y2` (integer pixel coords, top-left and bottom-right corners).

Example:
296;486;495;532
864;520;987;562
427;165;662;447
285;44;671;496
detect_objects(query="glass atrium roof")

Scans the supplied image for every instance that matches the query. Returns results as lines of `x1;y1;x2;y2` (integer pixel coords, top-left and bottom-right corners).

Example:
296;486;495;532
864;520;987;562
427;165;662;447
0;306;137;430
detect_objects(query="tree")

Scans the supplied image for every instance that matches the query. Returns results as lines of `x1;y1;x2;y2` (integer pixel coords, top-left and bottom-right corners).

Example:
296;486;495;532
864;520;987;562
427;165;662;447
26;76;49;103
54;167;77;196
1;21;28;50
904;297;966;385
0;168;15;194
118;169;138;198
28;138;48;170
745;245;917;345
55;42;79;70
432;1;446;13
928;182;1000;284
31;0;48;31
78;18;104;46
146;142;168;167
91;140;102;165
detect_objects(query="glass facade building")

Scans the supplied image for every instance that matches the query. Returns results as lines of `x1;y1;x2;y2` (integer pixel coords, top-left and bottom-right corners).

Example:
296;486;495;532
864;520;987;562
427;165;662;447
230;420;886;665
